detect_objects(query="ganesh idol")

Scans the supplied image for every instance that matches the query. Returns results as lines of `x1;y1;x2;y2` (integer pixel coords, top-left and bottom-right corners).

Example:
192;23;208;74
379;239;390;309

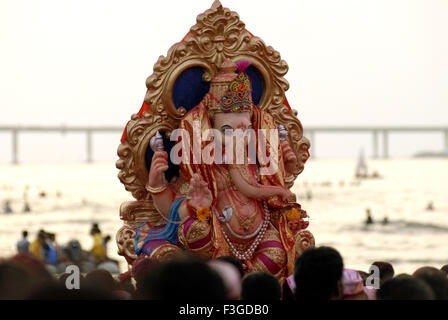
135;60;310;282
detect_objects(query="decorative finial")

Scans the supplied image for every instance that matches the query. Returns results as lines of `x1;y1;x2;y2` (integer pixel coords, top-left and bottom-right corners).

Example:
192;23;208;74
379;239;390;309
211;0;222;10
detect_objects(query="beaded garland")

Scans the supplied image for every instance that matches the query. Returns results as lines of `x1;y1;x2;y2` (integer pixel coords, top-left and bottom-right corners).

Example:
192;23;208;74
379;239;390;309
221;200;271;261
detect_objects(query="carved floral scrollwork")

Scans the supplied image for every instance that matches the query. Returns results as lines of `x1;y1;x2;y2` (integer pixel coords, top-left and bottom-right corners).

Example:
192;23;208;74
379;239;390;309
294;229;316;257
296;136;311;176
149;244;183;262
119;200;164;227
188;2;247;69
116;226;138;265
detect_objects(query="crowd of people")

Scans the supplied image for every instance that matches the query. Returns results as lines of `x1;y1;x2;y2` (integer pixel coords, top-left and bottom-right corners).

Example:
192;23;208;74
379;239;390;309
1;243;448;300
13;224;119;275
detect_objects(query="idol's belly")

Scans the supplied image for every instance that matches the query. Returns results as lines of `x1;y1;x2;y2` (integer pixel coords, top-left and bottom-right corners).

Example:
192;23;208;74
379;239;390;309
216;194;264;242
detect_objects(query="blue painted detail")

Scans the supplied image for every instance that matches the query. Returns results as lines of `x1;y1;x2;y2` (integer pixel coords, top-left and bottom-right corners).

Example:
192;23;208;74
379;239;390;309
172;67;211;112
238;65;265;106
134;197;185;256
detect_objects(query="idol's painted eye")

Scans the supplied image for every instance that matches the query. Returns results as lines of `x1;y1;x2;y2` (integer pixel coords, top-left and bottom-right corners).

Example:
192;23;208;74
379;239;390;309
221;125;233;135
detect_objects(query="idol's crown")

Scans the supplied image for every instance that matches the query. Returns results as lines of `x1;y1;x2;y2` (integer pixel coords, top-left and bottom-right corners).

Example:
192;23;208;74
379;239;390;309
207;60;254;114
219;72;253;113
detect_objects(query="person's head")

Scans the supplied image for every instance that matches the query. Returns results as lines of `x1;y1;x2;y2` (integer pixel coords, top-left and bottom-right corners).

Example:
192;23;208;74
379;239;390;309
84;269;117;293
208;259;242;299
47;233;55;242
294;246;344;300
0;262;35;299
116;277;135;298
131;256;158;284
372;261;394;284
357;270;369;284
413;266;448;299
215;256;245;279
64;240;83;263
9;253;54;285
441;265;448;277
90;223;101;236
135;256;226;300
37;229;46;243
377;274;435;300
413;266;442;276
241;272;281;300
22;230;28;238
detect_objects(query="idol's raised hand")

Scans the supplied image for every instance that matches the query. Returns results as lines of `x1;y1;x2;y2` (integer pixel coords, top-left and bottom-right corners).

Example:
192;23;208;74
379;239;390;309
147;150;169;188
186;174;213;209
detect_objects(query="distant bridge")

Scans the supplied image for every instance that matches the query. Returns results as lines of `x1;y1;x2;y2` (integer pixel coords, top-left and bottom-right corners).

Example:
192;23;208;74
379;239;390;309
0;125;447;163
303;126;448;159
0;125;121;164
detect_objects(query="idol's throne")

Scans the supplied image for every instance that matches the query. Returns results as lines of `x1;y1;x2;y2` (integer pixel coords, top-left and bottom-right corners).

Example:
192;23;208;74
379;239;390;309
116;0;314;273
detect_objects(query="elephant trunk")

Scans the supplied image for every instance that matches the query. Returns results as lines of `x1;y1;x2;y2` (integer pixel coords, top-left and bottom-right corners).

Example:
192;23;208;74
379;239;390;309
228;166;289;200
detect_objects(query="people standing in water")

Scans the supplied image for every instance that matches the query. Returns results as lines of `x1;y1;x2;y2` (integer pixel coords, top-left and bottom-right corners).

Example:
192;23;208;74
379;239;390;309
3;200;12;214
17;230;30;254
365;209;391;227
306;190;313;201
365;208;374;226
23;201;31;213
22;187;31;213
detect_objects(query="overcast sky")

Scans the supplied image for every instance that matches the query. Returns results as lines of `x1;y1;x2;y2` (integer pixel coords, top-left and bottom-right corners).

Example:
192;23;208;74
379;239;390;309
0;0;447;161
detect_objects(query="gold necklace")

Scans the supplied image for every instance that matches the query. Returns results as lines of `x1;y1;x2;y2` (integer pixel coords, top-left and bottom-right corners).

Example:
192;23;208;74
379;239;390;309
227;192;259;232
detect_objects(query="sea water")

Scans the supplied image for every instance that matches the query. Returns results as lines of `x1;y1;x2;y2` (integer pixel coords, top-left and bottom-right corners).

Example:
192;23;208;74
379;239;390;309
0;158;447;274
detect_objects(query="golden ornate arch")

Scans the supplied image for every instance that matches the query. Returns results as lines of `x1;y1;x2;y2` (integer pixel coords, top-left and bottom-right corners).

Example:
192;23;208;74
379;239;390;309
116;0;312;267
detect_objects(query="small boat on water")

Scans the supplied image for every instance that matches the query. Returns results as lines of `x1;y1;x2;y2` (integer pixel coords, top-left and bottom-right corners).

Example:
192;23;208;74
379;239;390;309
355;149;368;179
355;149;382;179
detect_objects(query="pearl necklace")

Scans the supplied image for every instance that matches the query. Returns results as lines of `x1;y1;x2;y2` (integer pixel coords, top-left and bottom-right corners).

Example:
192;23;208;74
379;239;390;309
221;201;271;261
